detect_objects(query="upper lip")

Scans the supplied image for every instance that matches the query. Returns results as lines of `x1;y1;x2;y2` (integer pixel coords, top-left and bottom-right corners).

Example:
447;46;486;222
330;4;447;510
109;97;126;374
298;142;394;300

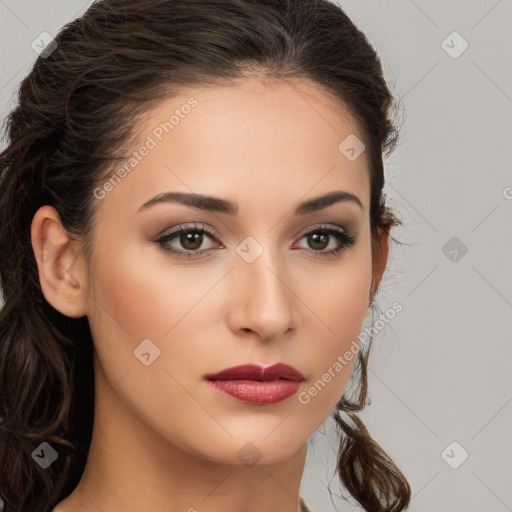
204;363;305;382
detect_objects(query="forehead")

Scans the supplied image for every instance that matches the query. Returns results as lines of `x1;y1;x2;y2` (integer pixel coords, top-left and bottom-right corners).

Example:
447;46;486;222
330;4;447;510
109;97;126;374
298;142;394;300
95;77;370;219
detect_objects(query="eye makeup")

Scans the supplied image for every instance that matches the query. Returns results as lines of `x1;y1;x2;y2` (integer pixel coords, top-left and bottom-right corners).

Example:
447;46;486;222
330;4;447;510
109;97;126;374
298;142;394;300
154;222;357;260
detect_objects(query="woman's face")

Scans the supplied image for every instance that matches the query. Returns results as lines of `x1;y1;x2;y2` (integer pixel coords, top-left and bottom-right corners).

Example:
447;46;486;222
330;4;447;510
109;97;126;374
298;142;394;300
82;77;380;464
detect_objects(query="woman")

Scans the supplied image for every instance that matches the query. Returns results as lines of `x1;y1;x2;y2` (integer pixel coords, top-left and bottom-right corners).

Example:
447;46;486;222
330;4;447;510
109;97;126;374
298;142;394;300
0;1;410;511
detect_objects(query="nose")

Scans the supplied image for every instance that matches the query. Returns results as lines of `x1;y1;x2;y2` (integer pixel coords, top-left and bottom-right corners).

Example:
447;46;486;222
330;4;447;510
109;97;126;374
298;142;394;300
226;248;298;342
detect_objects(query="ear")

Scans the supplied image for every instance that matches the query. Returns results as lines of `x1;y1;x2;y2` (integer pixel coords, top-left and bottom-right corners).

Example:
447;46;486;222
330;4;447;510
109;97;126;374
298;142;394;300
369;227;390;301
31;205;88;318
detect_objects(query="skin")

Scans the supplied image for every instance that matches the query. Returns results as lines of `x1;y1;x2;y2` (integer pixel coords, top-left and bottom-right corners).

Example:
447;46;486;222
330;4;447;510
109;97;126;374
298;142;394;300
31;75;389;512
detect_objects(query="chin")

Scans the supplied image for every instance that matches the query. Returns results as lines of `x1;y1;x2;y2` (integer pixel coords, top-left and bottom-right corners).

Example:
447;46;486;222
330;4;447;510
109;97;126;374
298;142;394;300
180;430;308;467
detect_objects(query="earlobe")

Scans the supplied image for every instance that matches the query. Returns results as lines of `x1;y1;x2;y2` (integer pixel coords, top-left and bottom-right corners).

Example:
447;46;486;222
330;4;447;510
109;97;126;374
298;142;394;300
369;227;390;300
31;205;87;318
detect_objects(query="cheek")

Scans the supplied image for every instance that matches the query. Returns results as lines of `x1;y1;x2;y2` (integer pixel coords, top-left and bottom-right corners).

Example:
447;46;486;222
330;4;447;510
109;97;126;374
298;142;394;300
83;241;220;448
296;243;373;415
84;236;221;389
309;239;373;344
86;238;209;344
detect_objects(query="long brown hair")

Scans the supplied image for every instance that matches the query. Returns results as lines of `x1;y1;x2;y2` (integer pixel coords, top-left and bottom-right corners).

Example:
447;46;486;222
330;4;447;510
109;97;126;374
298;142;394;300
0;1;410;510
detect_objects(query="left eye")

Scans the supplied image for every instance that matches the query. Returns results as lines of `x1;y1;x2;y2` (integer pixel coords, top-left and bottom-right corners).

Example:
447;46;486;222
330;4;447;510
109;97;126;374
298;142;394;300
292;225;357;258
294;229;347;252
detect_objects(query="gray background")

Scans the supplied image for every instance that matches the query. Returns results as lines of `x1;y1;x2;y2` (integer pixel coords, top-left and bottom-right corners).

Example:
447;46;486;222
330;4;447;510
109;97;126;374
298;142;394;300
1;1;511;511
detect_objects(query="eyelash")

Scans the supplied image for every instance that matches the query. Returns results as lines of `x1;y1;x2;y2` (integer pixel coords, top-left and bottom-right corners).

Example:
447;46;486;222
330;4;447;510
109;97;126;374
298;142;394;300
155;223;356;260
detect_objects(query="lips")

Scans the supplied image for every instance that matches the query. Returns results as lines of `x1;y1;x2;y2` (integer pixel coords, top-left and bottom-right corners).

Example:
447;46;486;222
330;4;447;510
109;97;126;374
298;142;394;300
204;363;305;382
204;363;305;405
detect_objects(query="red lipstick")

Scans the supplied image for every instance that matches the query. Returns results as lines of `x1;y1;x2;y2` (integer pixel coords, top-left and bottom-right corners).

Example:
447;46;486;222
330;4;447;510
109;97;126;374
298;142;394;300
204;363;305;405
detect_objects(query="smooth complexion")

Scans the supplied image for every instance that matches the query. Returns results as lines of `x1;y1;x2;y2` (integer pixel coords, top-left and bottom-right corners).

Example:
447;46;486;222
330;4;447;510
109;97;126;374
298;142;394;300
31;75;389;512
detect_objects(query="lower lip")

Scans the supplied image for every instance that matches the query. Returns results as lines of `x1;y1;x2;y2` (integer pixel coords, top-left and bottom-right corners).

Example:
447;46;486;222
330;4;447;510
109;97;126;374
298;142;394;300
206;379;303;404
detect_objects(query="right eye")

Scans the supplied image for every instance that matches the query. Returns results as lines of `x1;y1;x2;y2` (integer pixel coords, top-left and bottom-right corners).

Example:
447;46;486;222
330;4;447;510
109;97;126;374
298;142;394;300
155;223;222;259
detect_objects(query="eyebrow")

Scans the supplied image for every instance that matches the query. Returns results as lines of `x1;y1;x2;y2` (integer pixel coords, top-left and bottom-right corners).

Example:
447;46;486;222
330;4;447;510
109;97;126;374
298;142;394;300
137;190;363;215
